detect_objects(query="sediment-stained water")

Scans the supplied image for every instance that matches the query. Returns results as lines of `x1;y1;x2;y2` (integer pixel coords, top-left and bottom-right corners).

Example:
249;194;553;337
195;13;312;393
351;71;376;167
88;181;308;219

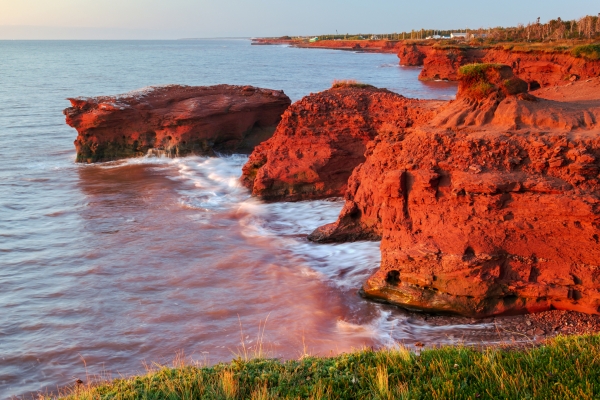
0;39;473;398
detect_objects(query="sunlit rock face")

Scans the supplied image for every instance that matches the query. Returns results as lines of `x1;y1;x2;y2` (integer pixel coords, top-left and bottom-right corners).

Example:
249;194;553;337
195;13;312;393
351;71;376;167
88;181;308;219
65;84;291;163
241;85;442;202
312;74;600;317
397;43;600;88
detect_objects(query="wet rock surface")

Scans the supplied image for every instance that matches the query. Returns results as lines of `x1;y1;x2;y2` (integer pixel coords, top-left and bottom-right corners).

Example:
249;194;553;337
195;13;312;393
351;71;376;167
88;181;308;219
390;308;600;350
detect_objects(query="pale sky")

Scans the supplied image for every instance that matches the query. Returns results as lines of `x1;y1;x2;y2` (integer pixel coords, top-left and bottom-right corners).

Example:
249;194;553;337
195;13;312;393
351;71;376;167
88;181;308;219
0;0;598;39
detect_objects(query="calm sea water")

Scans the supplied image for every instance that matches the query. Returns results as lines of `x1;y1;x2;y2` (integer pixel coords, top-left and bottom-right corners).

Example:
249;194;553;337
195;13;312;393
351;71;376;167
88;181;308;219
0;39;470;398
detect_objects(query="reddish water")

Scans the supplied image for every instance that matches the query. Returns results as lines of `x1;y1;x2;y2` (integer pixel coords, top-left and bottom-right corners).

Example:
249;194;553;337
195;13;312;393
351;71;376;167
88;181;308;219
0;40;492;398
2;155;496;398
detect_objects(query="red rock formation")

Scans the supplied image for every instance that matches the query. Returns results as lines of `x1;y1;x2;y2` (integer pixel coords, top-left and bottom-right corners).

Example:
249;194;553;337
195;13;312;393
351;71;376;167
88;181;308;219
241;84;442;202
396;43;600;88
298;40;400;53
397;43;428;66
65;85;291;163
480;49;600;89
312;72;600;317
420;47;482;81
252;38;401;53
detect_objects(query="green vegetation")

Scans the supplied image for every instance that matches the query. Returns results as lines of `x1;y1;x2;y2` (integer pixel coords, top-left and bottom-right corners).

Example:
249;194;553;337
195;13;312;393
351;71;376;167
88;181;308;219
458;64;519;98
300;14;600;45
458;63;505;79
54;334;600;399
331;80;375;89
431;43;470;51
468;81;495;98
572;43;600;60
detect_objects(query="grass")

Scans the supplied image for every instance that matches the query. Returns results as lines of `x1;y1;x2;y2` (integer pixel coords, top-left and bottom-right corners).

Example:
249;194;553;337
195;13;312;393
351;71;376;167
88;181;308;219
458;63;505;79
571;43;600;60
399;40;600;58
50;334;600;399
331;80;375;89
431;43;471;51
468;81;495;98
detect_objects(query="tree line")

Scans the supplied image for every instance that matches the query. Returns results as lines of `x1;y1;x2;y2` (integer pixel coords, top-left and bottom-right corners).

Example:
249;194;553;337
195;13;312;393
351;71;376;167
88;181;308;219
309;14;600;42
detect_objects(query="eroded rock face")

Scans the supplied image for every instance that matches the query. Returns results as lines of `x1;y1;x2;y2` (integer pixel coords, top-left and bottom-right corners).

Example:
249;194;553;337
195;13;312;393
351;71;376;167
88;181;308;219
358;128;600;317
397;43;600;88
241;85;442;202
480;49;600;89
312;73;600;317
64;85;291;163
397;43;428;66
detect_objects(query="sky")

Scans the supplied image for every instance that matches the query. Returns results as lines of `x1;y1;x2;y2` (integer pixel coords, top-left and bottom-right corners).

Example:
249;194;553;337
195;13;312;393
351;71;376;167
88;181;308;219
0;0;598;40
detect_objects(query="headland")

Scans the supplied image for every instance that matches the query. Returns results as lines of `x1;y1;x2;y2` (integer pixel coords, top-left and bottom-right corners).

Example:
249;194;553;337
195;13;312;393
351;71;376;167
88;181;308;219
57;16;600;398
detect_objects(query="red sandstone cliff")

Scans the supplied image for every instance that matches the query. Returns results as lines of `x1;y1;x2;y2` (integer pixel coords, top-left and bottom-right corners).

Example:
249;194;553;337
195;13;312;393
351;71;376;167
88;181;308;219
310;70;600;317
252;38;400;53
64;85;291;163
397;43;600;88
241;84;442;202
297;40;400;53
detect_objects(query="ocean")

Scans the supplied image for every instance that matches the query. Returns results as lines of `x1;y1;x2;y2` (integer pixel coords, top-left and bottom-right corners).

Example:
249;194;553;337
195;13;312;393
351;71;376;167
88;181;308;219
0;39;475;398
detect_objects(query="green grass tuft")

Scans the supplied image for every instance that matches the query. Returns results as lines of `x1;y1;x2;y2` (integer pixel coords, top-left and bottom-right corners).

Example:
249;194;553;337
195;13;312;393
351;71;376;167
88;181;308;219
331;79;376;89
571;43;600;60
469;81;495;98
53;334;600;399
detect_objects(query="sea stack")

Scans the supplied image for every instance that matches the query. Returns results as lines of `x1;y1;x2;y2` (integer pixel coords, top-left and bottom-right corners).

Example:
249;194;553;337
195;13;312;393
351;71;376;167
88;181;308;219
64;84;291;163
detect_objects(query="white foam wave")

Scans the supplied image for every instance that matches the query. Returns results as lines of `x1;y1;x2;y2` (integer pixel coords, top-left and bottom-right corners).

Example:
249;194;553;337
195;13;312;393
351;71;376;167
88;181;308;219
166;154;496;349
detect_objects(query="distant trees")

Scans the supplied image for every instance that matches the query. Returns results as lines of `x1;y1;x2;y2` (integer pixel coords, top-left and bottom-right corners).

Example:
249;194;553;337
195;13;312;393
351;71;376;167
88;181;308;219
430;15;599;43
311;15;600;43
482;15;599;42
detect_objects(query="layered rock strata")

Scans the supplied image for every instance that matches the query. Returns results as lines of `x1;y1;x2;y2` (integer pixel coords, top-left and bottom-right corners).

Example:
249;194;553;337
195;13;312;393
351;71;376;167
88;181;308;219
241;85;443;202
311;71;600;316
397;43;600;88
65;85;291;163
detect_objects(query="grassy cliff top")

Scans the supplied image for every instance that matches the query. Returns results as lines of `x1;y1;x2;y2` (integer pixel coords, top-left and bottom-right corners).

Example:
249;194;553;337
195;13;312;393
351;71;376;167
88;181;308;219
55;334;600;399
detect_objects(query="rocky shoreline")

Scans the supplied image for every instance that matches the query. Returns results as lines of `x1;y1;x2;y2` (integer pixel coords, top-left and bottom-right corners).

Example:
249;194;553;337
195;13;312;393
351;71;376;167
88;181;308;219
384;304;600;348
254;37;600;88
238;69;600;318
64;48;600;323
396;42;600;86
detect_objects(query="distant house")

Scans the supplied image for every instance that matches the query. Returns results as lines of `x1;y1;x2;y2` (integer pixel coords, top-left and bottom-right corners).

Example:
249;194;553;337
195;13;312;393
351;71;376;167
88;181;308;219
426;35;442;40
450;32;468;39
309;37;319;43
